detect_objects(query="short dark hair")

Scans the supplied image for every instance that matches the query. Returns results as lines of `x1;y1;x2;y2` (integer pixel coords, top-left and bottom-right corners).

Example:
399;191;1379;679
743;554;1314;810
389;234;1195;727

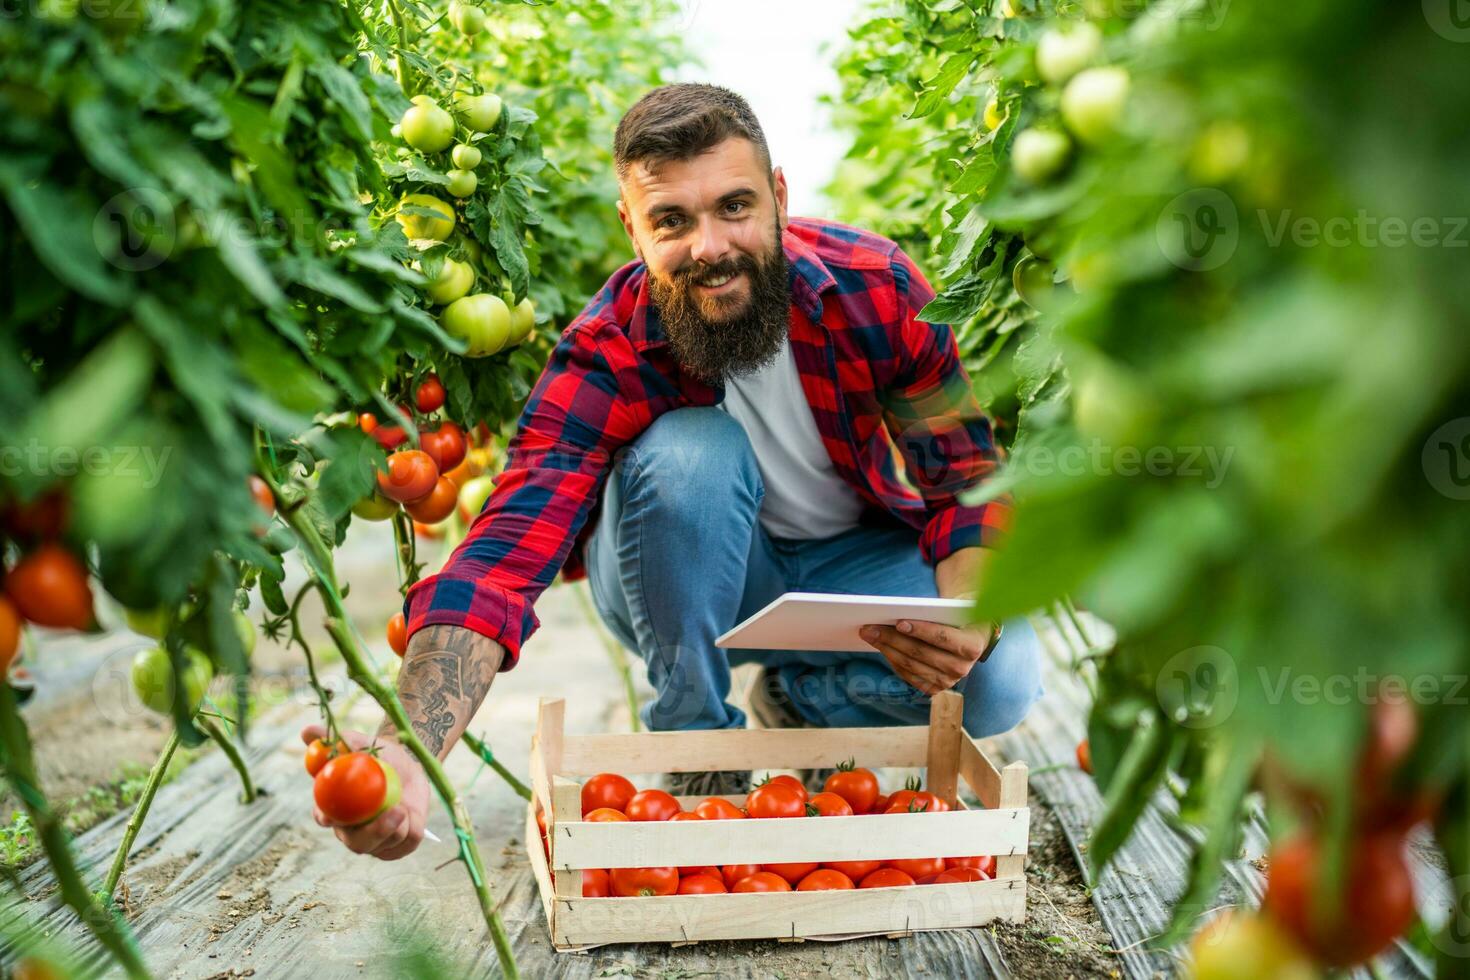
613;83;771;180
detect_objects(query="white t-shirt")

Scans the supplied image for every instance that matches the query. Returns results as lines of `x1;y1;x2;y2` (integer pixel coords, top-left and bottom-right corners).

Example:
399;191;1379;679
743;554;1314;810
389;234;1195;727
718;338;865;540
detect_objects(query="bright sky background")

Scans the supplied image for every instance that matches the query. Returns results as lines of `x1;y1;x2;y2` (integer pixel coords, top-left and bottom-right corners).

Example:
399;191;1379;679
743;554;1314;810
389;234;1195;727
673;0;870;219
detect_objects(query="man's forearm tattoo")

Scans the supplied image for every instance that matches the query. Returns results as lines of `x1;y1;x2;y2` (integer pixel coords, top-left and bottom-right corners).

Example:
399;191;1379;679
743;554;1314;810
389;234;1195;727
378;625;502;757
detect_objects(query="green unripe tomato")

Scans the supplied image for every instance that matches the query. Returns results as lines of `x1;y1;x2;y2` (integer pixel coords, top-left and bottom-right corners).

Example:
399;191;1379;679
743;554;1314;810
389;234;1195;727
509;296;536;344
449;1;486;34
352;491;399;522
423;257;475;305
234;610;256;659
1011;128;1072;184
396;194;455;242
442;293;512;357
1035;22;1101;85
400;100;455;154
131;646;213;716
1062;66;1131;145
445;169;478;198
454;92;503;133
451;144;481;170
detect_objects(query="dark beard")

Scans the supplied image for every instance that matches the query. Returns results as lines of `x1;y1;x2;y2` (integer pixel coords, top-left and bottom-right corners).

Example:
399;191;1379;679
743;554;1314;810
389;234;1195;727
648;236;791;383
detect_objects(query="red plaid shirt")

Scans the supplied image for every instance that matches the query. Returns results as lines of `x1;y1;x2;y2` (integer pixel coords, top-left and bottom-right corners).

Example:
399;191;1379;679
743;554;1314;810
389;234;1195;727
405;217;1007;667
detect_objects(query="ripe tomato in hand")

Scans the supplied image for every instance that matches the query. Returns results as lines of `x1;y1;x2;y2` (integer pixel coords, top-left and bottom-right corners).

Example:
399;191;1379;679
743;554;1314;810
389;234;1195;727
797;869;855;891
625;789;681;821
386;612;408;657
721;864;762;888
584;807;629;822
887;857;945;879
377;450;438;504
678;873;727;895
609;866;678;897
582;773;637;816
764;861;819;885
806;792;854;817
313;752;401;827
1263;830;1417;966
582;868;610;898
415;375;446;414
946;855;995;877
859;868;916;888
823;761;880;814
824;859;882;880
732;871;791;893
5;544;94;630
404;476;458;524
746;782;806;819
694;796;746;820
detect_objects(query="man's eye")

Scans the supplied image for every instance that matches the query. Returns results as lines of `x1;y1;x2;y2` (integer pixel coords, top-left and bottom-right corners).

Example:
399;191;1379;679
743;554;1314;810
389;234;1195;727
724;201;746;215
658;214;684;229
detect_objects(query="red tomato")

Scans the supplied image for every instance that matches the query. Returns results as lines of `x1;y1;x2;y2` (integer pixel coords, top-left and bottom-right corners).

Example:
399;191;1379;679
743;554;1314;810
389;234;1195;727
1076;739;1092;774
582;868;611;898
910;792;952;813
386;612;408;657
915;872;941;884
887;857;945;879
1263;830;1417;966
415;375;446;414
248;475;274;517
2;489;69;540
868;793;891;814
405;476;459;523
745;782;806;819
732;871;791;893
313;753;399;826
806;792;854;817
677;873;728;895
823;859;882;880
763;862;819;885
584;807;629;822
358;412;378;434
535;807;548;839
582;773;637;816
823;761;880;815
759;774;808;802
610;866;678;897
721;864;763;888
0;597;21;675
859;868;916;889
796;869;855;891
377;450;439;504
303;738;348;777
625;789;681;822
421;422;467;473
934;867;986;883
946;855;996;877
5;544;94;630
694;797;746;820
373;425;408;450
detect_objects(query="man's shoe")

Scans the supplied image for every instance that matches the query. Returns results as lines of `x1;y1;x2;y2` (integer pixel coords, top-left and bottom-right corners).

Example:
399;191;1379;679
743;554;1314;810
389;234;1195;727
666;769;751;798
744;667;811;730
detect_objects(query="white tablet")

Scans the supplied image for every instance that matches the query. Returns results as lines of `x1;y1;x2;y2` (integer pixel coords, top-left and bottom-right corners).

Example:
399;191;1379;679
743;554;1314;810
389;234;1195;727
715;592;976;653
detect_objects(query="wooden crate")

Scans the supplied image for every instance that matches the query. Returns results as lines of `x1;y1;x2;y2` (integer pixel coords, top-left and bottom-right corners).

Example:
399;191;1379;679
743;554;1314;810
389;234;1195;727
524;690;1029;950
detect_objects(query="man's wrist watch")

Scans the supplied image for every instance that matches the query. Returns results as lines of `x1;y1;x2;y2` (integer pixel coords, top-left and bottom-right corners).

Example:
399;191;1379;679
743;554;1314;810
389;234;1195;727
979;622;1003;662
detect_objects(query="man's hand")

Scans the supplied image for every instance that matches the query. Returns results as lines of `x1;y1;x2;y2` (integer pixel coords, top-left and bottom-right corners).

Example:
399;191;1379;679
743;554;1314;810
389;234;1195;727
860;619;998;696
300;725;431;861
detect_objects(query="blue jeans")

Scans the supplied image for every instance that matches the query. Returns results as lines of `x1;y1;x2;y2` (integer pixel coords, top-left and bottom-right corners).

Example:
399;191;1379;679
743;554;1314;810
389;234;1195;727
586;408;1042;736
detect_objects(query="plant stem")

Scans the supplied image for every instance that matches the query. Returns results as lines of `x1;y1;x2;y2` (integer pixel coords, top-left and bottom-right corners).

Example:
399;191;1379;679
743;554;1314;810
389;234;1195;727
0;687;152;979
460;731;532;801
102;730;181;900
283;506;518;978
288;582;340;741
196;715;257;804
387;0;414;95
392;509;419;591
572;580;641;732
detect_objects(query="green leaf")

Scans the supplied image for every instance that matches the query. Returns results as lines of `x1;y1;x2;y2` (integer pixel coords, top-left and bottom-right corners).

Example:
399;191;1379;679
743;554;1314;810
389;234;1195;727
909;50;975;120
310;61;375;145
1086;711;1172;882
0;158;131;305
939;204;990;279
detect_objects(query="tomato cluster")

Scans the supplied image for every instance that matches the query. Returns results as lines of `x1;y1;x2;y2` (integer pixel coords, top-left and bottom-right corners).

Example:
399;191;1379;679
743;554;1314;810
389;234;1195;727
1;494;94;681
540;763;998;899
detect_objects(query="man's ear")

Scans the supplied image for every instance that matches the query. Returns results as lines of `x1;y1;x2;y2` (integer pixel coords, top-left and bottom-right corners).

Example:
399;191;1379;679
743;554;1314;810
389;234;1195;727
616;197;642;259
771;166;790;231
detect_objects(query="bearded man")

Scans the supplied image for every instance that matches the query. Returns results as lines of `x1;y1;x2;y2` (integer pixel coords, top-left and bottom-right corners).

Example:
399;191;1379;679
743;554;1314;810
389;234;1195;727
307;83;1041;859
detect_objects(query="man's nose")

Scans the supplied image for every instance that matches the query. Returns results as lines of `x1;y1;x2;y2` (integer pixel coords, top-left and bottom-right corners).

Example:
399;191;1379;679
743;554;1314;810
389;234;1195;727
688;216;731;267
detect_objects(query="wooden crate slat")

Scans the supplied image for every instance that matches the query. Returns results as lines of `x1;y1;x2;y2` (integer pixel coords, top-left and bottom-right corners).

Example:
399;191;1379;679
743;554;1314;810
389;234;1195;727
553;807;1028;870
551;877;1026;946
924;691;964;806
959;733;1003;810
558;724;931;775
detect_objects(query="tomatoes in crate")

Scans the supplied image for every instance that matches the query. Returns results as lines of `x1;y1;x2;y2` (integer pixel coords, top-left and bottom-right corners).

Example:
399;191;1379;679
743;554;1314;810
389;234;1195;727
581;773;636;816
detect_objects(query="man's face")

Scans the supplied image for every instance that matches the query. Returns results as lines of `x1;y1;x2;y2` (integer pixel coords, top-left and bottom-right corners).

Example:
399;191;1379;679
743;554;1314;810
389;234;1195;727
618;137;793;381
